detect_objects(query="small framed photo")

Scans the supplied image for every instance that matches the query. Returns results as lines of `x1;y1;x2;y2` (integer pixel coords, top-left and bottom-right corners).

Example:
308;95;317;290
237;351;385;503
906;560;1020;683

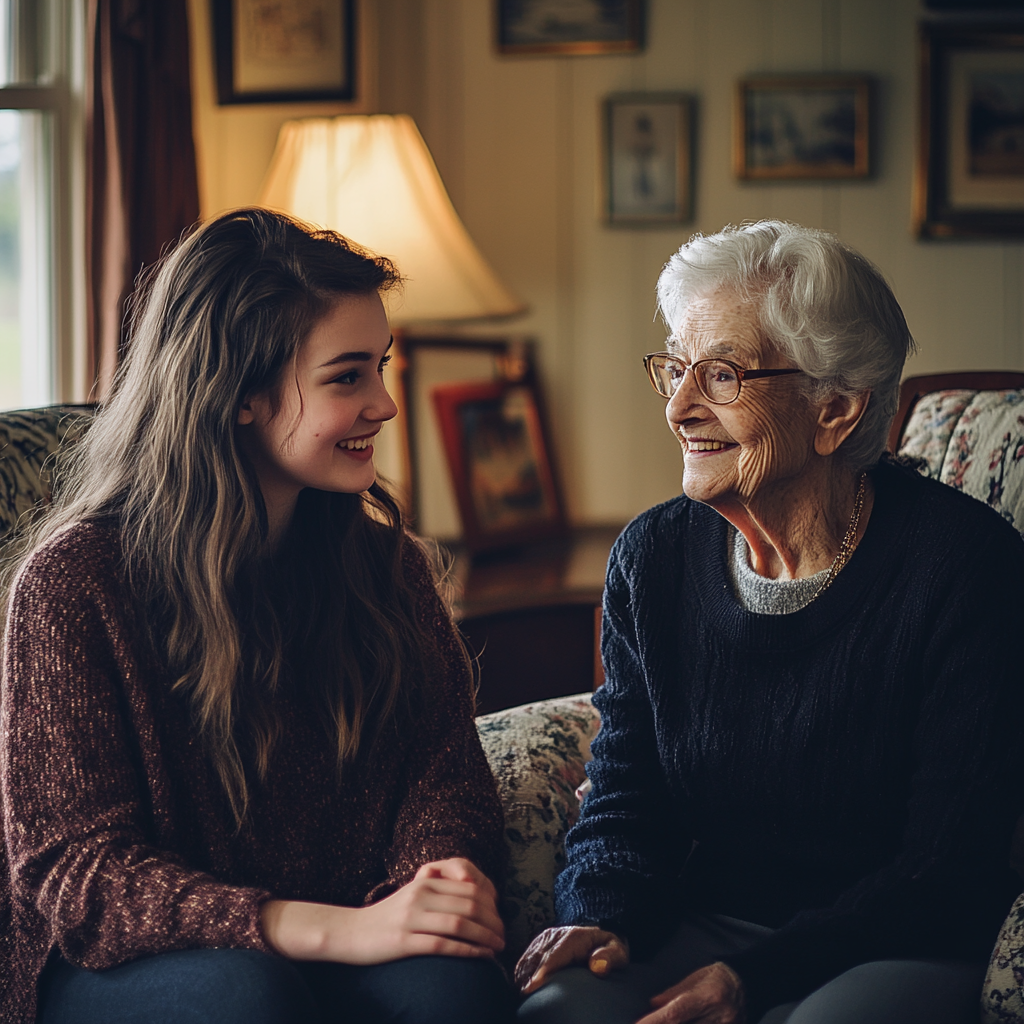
602;93;693;225
431;380;566;553
735;75;871;180
212;0;356;104
916;24;1024;239
496;0;643;57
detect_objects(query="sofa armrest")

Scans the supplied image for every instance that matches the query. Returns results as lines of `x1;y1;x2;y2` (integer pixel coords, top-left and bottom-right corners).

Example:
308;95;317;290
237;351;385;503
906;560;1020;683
984;891;1024;1023
476;693;600;963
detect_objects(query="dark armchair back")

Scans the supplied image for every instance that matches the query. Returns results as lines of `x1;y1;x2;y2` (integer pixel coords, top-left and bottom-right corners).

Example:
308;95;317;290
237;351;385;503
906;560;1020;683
0;406;95;542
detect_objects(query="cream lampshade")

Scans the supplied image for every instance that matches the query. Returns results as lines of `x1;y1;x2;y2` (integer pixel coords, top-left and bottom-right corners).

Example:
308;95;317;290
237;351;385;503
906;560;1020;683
258;113;526;324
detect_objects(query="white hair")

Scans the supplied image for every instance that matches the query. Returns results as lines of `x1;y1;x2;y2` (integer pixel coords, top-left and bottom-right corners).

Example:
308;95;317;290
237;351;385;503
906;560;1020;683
656;220;915;472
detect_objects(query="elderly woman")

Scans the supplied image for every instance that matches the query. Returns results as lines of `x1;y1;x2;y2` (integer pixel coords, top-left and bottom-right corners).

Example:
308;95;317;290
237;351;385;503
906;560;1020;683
515;221;1024;1024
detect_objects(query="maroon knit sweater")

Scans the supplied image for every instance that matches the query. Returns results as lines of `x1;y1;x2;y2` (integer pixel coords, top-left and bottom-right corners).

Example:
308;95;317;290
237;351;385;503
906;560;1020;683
0;521;505;1024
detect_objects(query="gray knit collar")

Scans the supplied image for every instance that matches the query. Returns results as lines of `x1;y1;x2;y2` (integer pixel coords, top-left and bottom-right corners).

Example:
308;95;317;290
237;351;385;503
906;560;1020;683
726;525;829;615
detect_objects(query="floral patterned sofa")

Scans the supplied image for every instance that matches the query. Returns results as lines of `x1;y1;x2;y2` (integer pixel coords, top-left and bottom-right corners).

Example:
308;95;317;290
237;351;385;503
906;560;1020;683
3;394;1024;1018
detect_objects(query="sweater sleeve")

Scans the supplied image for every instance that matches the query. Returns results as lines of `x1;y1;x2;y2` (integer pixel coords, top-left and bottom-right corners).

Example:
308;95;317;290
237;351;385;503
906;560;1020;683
722;531;1024;1017
0;531;273;971
365;538;505;900
554;536;693;955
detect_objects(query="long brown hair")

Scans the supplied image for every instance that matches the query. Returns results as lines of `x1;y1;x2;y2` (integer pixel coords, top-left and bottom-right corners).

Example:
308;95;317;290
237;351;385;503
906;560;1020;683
7;209;441;823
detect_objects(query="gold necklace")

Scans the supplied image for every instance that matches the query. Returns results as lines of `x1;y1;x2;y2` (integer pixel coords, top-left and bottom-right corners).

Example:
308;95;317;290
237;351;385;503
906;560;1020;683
808;473;867;603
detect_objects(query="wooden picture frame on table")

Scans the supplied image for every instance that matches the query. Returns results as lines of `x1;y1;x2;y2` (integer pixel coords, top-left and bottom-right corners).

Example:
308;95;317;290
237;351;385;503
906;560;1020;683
496;0;643;56
400;336;535;540
212;0;357;104
602;93;694;225
431;379;566;553
916;24;1024;239
735;75;871;180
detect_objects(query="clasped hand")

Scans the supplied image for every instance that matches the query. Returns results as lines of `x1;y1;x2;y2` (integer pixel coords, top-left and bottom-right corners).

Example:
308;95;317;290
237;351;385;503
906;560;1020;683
515;925;745;1023
261;857;504;964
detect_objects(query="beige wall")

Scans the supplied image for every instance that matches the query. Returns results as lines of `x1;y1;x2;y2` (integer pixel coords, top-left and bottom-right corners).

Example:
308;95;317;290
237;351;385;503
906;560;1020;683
188;0;1024;527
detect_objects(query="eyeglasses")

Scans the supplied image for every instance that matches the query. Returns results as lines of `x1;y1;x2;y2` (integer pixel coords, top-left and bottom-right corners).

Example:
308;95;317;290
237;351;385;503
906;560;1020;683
643;352;803;405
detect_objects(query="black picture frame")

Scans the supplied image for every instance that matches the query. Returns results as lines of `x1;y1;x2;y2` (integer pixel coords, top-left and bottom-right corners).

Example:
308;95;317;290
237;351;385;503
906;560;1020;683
496;0;644;56
916;23;1024;238
212;0;356;105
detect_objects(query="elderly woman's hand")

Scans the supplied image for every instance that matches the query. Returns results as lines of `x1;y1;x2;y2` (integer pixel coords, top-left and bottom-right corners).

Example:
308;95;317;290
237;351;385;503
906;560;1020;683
636;962;745;1024
514;925;629;995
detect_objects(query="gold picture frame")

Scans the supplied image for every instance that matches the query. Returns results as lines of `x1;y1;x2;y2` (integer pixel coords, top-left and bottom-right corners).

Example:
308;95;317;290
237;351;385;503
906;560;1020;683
601;93;694;225
496;0;643;57
734;75;871;181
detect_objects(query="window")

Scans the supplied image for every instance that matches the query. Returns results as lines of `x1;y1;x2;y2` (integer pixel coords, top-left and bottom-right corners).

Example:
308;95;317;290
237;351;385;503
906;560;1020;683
0;0;84;412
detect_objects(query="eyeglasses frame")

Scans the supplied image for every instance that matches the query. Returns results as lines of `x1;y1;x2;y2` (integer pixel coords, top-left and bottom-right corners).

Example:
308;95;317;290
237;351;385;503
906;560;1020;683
643;352;804;405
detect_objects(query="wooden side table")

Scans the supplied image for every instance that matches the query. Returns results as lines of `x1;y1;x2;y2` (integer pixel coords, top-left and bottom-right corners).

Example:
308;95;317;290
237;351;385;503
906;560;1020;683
437;526;621;715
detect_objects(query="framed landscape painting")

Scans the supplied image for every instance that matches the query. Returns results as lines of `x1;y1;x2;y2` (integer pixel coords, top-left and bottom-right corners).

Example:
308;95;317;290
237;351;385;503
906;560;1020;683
916;23;1024;238
497;0;643;56
735;75;871;180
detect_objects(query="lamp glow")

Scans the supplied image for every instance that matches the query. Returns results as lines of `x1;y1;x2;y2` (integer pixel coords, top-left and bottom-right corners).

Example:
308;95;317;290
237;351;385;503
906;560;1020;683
259;114;526;324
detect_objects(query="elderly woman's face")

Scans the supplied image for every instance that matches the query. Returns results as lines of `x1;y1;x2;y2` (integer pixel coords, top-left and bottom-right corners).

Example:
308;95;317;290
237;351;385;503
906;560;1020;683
667;290;817;509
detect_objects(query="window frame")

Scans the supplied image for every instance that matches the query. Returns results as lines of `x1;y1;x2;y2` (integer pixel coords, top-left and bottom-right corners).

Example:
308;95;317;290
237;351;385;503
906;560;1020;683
0;0;86;408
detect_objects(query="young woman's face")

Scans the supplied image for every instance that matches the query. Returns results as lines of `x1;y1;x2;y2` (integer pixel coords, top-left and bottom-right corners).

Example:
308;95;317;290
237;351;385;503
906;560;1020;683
239;292;398;506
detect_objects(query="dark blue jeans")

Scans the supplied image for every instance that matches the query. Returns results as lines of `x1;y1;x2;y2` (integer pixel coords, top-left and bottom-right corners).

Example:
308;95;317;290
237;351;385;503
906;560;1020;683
517;915;985;1024
37;948;517;1024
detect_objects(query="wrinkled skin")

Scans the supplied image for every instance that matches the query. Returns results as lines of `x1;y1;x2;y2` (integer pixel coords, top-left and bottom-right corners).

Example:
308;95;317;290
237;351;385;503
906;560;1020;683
515;927;745;1023
667;290;872;580
515;925;629;995
637;962;746;1024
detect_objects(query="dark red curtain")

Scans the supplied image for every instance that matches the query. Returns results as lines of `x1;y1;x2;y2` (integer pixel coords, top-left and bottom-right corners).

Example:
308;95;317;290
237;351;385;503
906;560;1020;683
86;0;200;399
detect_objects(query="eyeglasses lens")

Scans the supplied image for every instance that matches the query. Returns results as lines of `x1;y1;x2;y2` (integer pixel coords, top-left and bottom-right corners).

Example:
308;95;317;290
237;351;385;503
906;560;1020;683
649;357;683;397
696;361;740;404
649;356;740;404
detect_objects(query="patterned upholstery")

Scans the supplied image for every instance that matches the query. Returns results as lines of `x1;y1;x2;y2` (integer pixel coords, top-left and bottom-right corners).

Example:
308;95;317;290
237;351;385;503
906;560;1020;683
476;694;599;963
987;895;1024;1024
0;405;94;542
898;388;1024;534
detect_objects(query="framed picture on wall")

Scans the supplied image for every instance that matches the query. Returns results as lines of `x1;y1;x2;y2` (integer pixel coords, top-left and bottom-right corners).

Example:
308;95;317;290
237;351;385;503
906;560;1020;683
602;93;694;225
734;76;871;180
916;24;1024;238
496;0;643;56
212;0;356;104
431;379;566;553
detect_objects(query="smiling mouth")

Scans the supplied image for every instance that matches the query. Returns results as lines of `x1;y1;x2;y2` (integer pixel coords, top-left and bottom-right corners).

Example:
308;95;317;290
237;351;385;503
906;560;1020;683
339;435;374;451
685;439;735;452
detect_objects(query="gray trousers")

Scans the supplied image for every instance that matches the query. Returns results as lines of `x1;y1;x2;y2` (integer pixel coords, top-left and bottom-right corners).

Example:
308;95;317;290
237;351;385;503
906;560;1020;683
516;914;985;1024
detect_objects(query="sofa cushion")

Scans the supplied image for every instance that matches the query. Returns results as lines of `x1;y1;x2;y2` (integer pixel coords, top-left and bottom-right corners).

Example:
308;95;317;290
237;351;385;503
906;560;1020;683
476;693;600;963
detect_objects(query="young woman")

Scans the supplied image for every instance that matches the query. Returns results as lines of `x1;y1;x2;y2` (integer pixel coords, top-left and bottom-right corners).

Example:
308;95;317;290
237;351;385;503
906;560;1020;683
0;209;515;1024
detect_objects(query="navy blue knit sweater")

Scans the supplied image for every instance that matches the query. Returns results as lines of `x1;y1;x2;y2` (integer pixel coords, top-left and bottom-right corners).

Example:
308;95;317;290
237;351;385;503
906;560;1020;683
555;458;1024;1017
